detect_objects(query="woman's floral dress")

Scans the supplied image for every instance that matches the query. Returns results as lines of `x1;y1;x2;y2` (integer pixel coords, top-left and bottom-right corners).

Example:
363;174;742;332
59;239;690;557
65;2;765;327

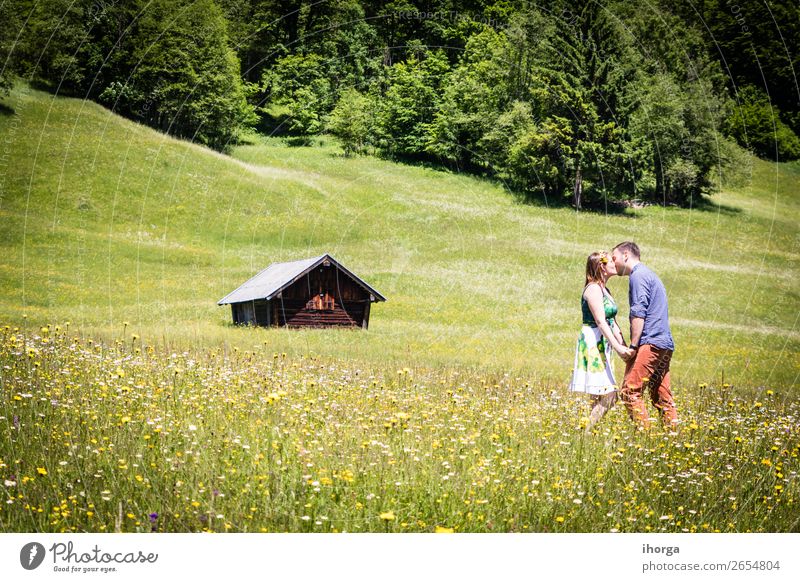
569;285;619;395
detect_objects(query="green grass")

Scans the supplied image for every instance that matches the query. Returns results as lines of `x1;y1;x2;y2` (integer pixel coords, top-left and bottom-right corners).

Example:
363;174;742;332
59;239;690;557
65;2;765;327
2;329;797;532
1;84;799;534
1;84;797;389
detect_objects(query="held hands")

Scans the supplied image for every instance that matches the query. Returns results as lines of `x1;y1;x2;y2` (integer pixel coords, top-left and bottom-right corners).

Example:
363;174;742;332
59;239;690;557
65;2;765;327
614;343;635;361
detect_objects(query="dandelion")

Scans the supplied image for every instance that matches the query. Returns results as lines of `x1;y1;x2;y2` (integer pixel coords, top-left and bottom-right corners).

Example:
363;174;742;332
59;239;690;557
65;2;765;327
434;526;454;533
379;511;395;521
36;468;47;476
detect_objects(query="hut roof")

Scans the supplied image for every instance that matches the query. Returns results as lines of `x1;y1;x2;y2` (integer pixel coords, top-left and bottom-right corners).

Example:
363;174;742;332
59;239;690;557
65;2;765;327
217;253;386;305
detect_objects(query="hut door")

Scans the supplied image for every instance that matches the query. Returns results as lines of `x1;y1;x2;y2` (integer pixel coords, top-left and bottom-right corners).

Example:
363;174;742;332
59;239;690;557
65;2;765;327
241;302;255;324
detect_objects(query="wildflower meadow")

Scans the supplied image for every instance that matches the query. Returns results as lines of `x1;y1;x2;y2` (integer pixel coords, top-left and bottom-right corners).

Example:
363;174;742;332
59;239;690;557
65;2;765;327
1;324;797;533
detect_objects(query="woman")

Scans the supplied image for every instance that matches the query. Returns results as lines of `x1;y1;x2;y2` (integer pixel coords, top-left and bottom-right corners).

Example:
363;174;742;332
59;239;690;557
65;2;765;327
569;251;633;432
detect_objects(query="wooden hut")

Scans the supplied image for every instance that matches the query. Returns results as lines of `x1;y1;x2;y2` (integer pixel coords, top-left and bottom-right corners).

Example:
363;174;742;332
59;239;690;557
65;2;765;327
217;253;386;329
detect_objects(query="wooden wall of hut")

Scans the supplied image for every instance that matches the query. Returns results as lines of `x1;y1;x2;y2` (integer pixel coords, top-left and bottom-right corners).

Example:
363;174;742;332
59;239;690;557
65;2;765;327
231;300;271;326
273;267;369;328
231;266;372;328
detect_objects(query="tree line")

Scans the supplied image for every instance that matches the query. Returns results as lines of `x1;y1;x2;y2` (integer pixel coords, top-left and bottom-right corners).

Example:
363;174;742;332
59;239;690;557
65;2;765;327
1;0;798;208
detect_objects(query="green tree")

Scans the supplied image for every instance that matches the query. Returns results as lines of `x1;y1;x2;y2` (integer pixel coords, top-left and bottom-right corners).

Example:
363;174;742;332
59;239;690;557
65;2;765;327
374;44;450;158
327;88;372;156
671;0;800;135
517;3;633;207
727;85;800;161
226;0;380;130
260;53;331;135
14;0;102;96
426;27;512;171
484;103;574;198
0;0;29;96
614;0;733;204
122;0;254;150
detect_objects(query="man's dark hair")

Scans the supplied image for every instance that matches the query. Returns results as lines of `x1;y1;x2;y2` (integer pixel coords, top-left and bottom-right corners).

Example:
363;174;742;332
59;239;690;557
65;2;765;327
613;241;640;258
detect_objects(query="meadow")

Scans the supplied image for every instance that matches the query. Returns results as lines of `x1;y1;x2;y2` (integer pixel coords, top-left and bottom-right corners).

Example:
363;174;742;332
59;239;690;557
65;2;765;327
1;85;799;532
1;325;797;532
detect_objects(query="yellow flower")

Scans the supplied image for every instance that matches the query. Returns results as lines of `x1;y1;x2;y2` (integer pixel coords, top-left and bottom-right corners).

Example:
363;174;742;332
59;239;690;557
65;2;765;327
434;526;454;533
555;516;565;523
36;467;47;476
379;511;395;521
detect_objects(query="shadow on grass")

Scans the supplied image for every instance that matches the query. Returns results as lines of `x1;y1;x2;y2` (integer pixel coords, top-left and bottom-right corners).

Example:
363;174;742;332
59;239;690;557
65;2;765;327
286;136;317;147
692;196;743;215
333;149;645;217
317;143;745;218
507;189;642;216
0;102;15;116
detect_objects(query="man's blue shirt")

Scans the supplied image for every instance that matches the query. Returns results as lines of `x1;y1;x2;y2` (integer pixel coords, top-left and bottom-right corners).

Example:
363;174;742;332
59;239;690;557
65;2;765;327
629;263;674;351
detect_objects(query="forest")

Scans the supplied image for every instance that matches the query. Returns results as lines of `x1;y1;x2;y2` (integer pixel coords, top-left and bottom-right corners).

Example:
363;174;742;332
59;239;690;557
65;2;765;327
2;0;798;208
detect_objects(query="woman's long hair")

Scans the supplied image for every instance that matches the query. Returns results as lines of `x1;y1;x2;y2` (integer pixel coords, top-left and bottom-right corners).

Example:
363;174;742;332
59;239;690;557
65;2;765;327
585;251;609;286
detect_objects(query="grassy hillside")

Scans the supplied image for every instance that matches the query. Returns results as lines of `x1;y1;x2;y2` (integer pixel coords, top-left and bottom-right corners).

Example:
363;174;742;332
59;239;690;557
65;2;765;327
1;84;798;390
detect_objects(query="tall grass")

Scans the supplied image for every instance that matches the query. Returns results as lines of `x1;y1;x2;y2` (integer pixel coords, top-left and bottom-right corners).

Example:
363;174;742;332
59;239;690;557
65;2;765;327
1;325;797;532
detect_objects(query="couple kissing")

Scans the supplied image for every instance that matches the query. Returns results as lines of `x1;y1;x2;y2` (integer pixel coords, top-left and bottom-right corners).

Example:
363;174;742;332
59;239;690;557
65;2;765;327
569;242;678;434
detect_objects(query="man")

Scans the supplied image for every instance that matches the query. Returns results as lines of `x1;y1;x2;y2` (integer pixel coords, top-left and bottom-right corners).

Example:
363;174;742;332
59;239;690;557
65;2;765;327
611;242;678;430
